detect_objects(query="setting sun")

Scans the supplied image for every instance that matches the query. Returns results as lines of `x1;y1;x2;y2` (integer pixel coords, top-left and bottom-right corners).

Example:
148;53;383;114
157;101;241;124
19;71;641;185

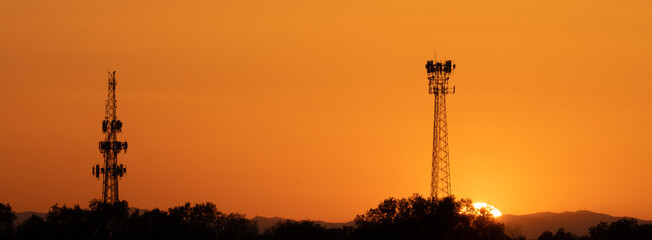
473;202;502;217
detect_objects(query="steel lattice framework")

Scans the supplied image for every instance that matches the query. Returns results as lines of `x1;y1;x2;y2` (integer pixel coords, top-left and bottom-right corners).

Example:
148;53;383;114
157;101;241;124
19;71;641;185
425;59;455;200
93;71;128;204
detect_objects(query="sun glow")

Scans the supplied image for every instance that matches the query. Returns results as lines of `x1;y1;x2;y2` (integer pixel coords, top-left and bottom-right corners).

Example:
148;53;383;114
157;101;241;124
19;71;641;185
472;202;502;217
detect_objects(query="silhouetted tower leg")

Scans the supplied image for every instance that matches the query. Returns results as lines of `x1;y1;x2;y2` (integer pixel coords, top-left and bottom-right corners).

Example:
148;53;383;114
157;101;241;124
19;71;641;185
94;71;128;204
425;59;455;200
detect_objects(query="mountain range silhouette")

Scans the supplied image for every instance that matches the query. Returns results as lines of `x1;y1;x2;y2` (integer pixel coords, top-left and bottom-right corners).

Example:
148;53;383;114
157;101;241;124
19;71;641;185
497;210;652;239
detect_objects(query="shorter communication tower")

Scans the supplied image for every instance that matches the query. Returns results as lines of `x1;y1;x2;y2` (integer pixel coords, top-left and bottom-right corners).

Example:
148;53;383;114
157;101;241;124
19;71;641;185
92;71;128;204
425;58;456;200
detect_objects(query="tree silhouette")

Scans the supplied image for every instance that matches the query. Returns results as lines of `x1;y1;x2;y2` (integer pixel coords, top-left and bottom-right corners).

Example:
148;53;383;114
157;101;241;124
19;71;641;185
88;199;130;239
218;213;259;240
263;220;327;240
125;207;177;240
537;228;584;240
164;202;258;240
354;194;509;240
539;230;554;240
0;203;17;240
4;201;259;240
589;218;652;240
504;224;525;240
45;204;92;240
16;214;47;240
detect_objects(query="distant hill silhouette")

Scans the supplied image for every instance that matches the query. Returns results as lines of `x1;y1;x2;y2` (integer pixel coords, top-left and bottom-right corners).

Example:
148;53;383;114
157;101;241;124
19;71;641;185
252;216;354;233
497;210;652;239
15;211;47;225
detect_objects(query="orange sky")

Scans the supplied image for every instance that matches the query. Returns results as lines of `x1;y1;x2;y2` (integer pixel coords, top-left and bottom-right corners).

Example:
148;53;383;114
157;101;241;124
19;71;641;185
1;0;651;222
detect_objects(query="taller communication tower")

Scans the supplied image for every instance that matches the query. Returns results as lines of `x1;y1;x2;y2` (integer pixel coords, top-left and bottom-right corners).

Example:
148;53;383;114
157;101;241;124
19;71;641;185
425;58;455;199
92;71;128;204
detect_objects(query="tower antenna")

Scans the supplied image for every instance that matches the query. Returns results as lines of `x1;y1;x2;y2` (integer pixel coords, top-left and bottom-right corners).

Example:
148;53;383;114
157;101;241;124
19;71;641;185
93;70;128;204
424;58;456;199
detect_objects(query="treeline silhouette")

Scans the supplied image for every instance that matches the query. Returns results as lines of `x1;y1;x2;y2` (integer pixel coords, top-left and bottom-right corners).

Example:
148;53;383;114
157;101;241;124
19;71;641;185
536;218;652;240
1;195;651;240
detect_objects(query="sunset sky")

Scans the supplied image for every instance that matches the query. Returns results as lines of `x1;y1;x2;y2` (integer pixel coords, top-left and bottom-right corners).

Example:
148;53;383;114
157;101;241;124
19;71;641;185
1;1;651;222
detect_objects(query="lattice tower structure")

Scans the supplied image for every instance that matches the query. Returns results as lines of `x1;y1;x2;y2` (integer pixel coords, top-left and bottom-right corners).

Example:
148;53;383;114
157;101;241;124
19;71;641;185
93;71;128;204
425;59;455;200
